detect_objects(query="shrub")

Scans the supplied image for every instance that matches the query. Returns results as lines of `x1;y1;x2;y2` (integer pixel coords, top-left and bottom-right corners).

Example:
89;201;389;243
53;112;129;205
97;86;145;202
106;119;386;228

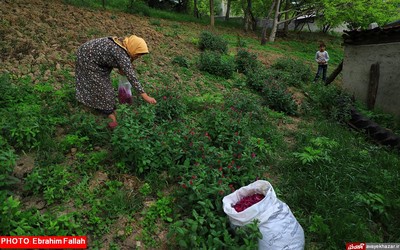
270;58;312;87
2;102;43;150
172;55;189;68
111;105;185;174
236;35;247;48
198;31;228;54
235;49;260;74
154;87;187;121
224;91;263;114
0;137;18;189
0;74;60;151
198;51;235;79
67;112;110;144
24;165;74;205
149;19;161;26
261;83;298;115
0;192;84;235
246;68;269;91
126;1;151;16
305;84;352;122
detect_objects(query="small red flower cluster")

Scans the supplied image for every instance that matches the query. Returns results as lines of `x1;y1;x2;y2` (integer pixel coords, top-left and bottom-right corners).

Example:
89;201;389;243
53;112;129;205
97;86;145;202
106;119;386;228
233;193;265;212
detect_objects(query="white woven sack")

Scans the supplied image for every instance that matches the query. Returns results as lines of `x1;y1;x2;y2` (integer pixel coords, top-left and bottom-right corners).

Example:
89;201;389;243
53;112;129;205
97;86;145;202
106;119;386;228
222;180;305;250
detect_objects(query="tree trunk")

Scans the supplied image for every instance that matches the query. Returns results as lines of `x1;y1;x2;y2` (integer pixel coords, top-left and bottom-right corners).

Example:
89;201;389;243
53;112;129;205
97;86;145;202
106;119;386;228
283;0;290;35
210;0;214;27
326;60;343;85
250;8;257;30
177;0;189;12
243;0;253;31
225;0;231;20
322;24;331;33
194;0;199;18
268;0;281;42
261;0;276;45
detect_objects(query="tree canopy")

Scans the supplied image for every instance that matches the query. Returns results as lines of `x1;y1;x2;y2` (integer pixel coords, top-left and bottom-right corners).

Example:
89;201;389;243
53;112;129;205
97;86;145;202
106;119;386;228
319;0;400;30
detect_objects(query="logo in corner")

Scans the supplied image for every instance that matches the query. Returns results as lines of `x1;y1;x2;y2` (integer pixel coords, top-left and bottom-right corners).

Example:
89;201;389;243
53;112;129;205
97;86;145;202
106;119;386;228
346;242;366;250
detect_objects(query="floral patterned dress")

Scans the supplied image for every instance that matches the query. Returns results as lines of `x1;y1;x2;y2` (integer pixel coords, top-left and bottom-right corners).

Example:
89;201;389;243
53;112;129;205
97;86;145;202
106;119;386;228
75;37;145;111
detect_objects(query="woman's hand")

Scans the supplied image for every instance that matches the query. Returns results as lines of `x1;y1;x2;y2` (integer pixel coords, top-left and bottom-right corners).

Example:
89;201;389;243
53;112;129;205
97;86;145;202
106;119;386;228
141;93;157;104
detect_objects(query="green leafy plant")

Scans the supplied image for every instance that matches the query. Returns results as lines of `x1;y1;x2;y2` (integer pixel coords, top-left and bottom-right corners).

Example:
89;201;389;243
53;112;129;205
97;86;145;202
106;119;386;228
198;31;228;54
261;83;298;115
0;76;44;150
0;194;29;235
304;83;353;122
149;19;161;26
236;35;247;48
235;49;260;74
0;192;84;236
293;136;338;165
61;134;90;152
140;183;152;196
245;68;268;91
172;55;190;68
308;214;330;238
154;87;187;121
111;105;185;174
24;165;74;205
355;192;389;219
198;51;235;79
101;180;143;217
0;140;19;189
270;57;312;87
140;196;173;246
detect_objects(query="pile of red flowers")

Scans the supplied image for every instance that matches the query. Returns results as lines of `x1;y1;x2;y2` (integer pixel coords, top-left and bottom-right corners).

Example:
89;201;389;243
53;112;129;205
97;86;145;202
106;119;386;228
118;85;132;104
233;193;265;212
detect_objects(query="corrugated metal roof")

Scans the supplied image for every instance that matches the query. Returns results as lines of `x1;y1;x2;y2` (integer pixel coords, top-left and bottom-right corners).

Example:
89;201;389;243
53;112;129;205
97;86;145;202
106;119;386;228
342;25;400;45
383;20;400;28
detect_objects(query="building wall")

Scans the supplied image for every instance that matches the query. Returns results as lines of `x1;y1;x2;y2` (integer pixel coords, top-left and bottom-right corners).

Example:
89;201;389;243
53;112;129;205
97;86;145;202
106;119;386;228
343;42;400;118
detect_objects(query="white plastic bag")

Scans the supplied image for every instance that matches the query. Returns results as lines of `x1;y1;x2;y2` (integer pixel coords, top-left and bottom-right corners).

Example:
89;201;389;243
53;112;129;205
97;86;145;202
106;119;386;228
118;76;132;104
222;180;305;250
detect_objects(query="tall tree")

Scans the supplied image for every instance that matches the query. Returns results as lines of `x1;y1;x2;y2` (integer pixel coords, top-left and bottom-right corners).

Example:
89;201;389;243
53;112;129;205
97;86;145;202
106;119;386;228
319;0;400;31
210;0;215;27
283;0;290;35
225;0;232;20
268;0;281;42
260;0;276;45
268;0;316;42
243;0;256;31
194;0;200;18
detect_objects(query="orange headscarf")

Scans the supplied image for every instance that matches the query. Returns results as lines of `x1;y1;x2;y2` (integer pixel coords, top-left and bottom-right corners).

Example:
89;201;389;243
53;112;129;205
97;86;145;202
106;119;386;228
112;35;149;58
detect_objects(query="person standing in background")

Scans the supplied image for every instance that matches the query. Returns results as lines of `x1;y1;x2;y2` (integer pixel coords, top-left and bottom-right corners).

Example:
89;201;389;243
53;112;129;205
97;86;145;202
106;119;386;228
313;42;329;83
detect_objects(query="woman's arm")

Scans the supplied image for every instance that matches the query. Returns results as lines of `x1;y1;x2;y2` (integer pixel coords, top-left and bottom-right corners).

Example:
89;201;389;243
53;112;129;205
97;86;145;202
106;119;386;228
115;52;156;104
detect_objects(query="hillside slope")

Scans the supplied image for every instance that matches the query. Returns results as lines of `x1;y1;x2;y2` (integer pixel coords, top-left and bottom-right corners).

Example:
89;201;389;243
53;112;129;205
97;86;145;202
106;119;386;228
1;0;175;78
0;0;340;80
3;1;399;249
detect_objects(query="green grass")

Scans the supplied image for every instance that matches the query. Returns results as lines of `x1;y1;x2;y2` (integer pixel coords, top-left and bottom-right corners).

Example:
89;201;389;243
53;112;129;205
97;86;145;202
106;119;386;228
278;118;400;247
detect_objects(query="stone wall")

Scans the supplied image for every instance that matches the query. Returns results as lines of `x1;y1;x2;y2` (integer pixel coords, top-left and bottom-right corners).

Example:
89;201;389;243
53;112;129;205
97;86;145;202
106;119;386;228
343;42;400;119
